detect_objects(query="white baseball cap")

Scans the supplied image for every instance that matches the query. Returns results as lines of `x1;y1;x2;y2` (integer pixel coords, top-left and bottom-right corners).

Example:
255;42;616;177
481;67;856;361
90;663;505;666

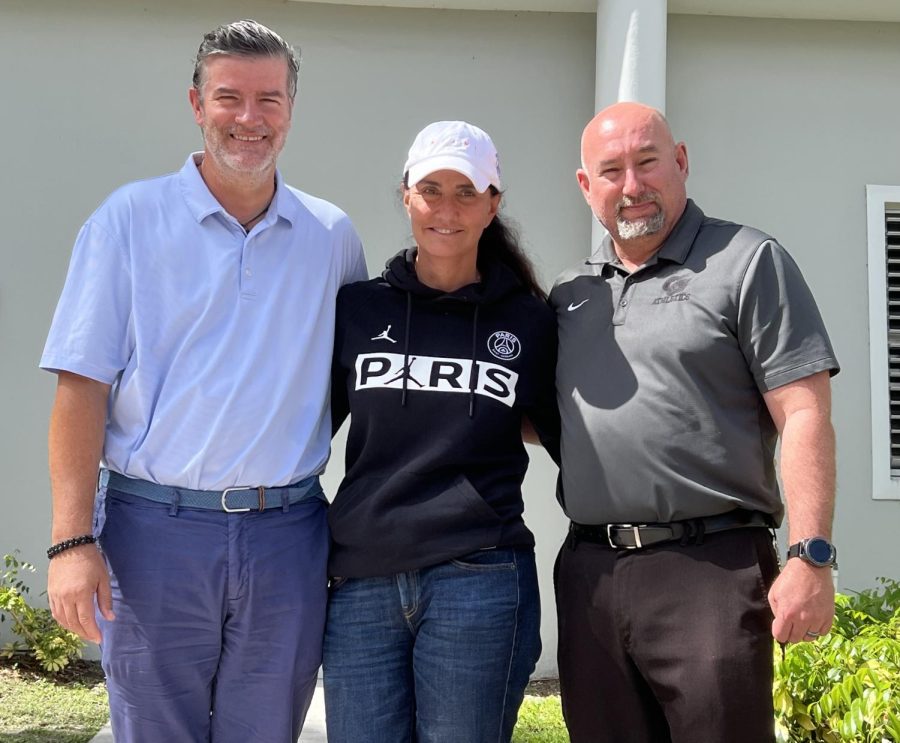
403;120;502;194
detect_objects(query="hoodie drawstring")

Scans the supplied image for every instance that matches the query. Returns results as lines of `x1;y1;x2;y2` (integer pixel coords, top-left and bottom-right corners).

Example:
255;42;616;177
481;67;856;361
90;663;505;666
401;291;412;407
467;304;480;418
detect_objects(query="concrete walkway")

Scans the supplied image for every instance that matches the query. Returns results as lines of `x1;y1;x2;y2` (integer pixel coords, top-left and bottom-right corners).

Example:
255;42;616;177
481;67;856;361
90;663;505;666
89;680;327;742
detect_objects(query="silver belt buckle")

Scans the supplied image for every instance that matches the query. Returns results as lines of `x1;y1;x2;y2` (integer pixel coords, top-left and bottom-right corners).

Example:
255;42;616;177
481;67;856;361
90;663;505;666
221;486;266;513
607;523;643;549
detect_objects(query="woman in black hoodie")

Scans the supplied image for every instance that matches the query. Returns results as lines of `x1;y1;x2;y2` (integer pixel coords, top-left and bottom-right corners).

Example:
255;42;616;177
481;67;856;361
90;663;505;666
324;121;559;743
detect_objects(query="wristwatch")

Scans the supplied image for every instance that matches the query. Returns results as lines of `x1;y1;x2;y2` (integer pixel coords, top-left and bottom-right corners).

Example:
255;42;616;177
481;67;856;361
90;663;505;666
786;537;837;568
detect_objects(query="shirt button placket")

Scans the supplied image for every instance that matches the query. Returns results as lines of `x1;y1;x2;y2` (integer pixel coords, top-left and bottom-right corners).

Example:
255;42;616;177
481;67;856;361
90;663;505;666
612;280;634;325
240;234;255;298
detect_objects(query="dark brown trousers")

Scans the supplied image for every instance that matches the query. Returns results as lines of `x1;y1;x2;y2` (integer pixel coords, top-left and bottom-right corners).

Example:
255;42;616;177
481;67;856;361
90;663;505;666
555;527;779;743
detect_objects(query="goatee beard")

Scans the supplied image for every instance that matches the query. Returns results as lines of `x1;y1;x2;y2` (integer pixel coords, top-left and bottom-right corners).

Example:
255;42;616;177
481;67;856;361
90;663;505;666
616;195;664;240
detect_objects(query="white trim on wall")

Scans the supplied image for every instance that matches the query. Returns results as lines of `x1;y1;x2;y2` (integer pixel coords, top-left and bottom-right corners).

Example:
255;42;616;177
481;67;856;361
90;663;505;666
866;184;900;500
287;0;900;23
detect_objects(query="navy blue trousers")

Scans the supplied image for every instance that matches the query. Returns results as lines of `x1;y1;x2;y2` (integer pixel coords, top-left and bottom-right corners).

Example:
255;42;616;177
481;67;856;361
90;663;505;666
96;486;329;743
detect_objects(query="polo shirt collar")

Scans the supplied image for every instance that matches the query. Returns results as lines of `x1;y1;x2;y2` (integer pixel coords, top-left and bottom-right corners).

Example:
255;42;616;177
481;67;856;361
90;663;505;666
586;199;705;268
655;199;705;265
178;152;295;227
270;169;302;228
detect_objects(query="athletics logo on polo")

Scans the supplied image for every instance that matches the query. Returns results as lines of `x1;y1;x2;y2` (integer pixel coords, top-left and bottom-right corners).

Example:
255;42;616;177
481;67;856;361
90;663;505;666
487;331;520;360
652;274;692;305
354;353;518;406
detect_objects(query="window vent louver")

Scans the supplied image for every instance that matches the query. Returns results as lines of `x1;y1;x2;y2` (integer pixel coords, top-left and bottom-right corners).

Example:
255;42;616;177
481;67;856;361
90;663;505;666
886;208;900;477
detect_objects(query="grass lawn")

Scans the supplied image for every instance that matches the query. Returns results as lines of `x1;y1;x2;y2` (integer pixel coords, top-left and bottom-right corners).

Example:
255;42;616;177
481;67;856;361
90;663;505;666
0;659;108;743
514;693;568;742
0;659;566;743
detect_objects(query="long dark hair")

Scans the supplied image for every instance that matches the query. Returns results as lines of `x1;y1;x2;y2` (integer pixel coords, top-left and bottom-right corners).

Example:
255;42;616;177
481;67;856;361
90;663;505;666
477;191;546;301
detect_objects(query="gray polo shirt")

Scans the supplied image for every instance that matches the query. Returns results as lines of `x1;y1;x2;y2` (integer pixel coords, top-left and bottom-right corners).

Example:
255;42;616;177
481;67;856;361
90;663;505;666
550;200;839;525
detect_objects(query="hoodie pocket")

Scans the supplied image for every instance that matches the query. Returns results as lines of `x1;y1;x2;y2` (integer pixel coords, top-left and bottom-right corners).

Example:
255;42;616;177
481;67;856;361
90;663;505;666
328;472;504;577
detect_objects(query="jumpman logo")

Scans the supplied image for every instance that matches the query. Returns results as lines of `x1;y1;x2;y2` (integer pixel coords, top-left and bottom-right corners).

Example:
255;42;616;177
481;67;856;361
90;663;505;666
371;324;397;343
385;357;424;387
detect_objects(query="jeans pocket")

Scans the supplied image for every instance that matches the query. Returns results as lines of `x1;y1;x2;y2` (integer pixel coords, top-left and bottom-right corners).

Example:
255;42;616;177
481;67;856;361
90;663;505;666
450;547;517;572
328;576;348;591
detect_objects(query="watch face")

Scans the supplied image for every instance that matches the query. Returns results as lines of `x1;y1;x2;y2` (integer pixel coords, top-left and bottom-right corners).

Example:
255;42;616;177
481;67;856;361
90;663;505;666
806;538;834;566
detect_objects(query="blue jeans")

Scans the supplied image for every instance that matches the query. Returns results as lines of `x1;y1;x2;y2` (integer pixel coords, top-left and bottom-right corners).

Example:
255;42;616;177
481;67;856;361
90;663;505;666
323;548;541;743
95;485;329;743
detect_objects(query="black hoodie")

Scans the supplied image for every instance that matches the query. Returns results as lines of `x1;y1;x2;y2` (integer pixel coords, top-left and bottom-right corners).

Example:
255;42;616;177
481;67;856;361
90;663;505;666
329;248;559;578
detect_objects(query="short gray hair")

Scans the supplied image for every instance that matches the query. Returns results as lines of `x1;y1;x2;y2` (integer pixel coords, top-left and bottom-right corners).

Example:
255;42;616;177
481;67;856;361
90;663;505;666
193;19;300;100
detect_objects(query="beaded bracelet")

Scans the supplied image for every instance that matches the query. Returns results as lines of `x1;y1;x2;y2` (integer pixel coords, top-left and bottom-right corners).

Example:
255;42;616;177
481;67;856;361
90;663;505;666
47;535;96;560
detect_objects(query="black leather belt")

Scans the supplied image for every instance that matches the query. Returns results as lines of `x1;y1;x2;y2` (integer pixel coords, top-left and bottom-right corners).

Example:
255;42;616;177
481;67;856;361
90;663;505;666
569;509;772;550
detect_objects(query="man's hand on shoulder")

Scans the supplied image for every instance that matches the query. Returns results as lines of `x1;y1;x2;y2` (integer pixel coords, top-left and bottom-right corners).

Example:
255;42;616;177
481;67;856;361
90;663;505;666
48;545;114;644
768;558;835;644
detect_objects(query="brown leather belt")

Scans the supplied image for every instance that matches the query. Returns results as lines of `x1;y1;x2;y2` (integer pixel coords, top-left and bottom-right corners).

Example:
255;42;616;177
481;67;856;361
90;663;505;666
569;509;772;550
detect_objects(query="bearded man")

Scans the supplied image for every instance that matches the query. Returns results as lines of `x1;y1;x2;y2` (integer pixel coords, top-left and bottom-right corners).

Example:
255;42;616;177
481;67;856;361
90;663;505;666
40;20;366;742
550;102;839;743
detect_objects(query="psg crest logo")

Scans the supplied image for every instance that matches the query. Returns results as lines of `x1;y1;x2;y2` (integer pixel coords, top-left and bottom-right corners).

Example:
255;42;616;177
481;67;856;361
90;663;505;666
487;331;521;360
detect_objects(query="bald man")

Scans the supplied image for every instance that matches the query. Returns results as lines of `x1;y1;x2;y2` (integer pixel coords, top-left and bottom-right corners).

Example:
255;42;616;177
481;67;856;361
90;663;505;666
549;103;839;742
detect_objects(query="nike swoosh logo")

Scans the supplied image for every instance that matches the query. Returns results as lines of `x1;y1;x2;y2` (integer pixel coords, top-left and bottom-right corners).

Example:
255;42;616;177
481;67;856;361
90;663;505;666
567;299;589;311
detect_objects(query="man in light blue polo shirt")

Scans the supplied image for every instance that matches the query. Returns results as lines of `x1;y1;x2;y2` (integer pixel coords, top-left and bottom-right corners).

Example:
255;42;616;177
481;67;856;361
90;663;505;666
40;20;366;742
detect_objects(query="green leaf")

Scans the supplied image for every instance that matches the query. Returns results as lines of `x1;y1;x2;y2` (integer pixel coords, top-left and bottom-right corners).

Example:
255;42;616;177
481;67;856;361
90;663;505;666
775;578;900;742
0;550;85;674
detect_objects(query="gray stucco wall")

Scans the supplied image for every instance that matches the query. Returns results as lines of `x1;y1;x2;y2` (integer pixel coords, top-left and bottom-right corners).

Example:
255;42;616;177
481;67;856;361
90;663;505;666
2;0;898;676
667;14;900;592
0;0;593;676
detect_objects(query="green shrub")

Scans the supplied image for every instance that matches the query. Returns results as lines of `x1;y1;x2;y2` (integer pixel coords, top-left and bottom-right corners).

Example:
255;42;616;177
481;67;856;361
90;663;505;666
774;577;900;742
0;552;85;673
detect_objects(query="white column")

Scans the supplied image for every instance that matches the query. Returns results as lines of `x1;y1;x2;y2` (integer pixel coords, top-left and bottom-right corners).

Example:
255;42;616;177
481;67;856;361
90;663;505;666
595;0;668;113
590;0;668;246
